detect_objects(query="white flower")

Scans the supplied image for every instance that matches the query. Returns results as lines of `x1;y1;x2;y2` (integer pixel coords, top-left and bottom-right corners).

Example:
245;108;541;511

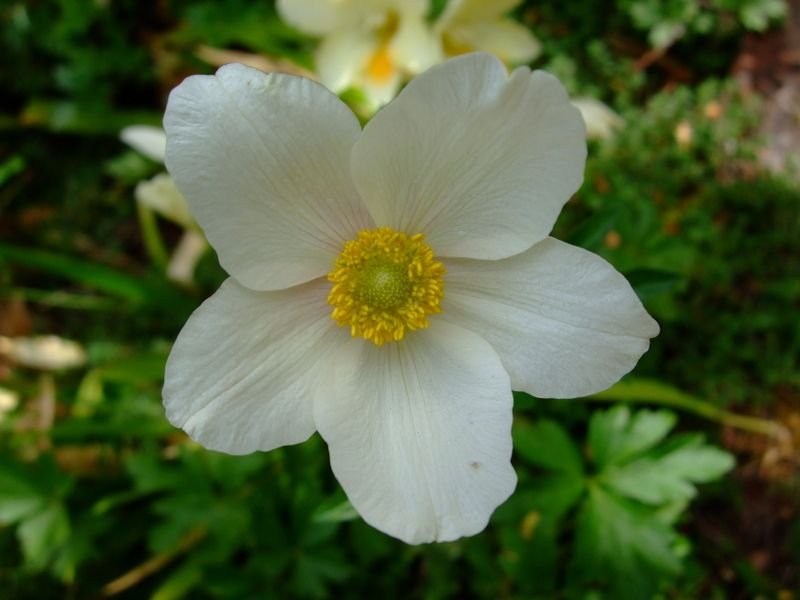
277;0;442;110
121;125;167;162
162;53;659;544
120;126;208;285
134;173;195;229
120;126;194;227
436;0;541;64
572;97;625;140
0;335;86;371
0;387;19;417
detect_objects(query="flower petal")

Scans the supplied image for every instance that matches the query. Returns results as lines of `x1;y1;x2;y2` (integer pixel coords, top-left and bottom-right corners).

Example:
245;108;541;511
314;320;516;544
134;173;194;229
359;65;404;112
442;238;660;398
438;0;522;25
316;29;377;92
448;19;541;64
120;125;166;162
164;63;373;291
572;97;624;140
351;53;586;260
163;277;347;454
276;0;364;36
390;14;444;75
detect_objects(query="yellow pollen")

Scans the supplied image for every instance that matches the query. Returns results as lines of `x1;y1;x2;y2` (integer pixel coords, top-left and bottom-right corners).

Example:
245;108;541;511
327;227;446;346
366;45;394;84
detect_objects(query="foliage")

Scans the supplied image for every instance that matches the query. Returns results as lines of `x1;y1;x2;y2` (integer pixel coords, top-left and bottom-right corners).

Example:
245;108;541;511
0;0;797;598
618;0;787;46
507;407;734;599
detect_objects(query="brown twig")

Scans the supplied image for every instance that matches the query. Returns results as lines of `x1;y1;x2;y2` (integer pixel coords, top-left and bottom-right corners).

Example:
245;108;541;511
102;526;207;596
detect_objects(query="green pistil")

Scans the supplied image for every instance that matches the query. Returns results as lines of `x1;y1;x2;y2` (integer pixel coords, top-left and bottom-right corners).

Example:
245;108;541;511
355;260;411;310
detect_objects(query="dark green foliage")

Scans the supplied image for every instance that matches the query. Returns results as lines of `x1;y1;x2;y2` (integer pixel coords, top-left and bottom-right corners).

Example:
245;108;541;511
1;0;796;598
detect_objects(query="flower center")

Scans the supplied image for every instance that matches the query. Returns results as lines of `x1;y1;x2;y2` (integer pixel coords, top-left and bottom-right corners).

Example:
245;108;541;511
327;227;445;346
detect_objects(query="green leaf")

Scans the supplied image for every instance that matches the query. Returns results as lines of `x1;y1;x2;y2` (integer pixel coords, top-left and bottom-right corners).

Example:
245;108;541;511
312;497;359;524
596;430;734;522
625;268;684;300
125;452;201;495
654;433;735;483
602;457;697;505
567;207;619;250
152;564;203;600
0;470;46;524
291;550;351;599
570;484;681;600
0;456;73;524
588;406;676;468
0;154;26;186
498;514;561;595
0;243;194;312
513;419;584;475
496;471;585;530
529;473;586;520
17;504;71;570
496;462;586;595
94;351;168;383
51;418;174;442
19;100;160;134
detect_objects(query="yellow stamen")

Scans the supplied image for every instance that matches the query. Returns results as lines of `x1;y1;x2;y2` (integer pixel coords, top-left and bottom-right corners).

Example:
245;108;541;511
327;227;446;346
366;45;394;84
442;32;475;57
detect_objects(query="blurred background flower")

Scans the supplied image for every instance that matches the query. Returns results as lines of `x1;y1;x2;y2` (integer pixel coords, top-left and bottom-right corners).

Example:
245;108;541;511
0;335;86;371
120;126;208;286
278;0;442;110
435;0;541;63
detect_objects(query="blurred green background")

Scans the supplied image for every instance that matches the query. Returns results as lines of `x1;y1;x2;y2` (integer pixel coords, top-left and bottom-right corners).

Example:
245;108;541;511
1;0;799;598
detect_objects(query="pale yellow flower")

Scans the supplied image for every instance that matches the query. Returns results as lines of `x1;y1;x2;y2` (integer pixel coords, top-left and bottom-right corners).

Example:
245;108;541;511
572;97;625;140
277;0;443;110
0;335;86;371
120;126;208;285
436;0;541;64
0;387;19;419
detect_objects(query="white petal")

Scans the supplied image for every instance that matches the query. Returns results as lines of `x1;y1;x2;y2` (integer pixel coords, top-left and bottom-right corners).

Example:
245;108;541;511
163;277;347;454
314;321;516;544
164;64;373;291
359;66;404;111
276;0;365;36
134;173;195;229
437;0;522;28
120;125;166;162
447;20;541;64
390;0;428;17
316;30;377;92
390;15;444;74
572;97;624;140
442;238;660;398
166;230;208;285
351;53;586;260
0;335;86;371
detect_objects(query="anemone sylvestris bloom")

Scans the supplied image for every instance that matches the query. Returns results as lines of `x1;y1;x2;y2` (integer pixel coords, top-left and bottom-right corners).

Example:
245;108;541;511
162;53;659;544
436;0;541;64
277;0;442;110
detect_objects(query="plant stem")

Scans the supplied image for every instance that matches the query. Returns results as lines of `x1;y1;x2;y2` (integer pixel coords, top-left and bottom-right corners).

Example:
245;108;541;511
102;526;206;596
136;201;169;270
584;387;788;439
16;287;116;310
